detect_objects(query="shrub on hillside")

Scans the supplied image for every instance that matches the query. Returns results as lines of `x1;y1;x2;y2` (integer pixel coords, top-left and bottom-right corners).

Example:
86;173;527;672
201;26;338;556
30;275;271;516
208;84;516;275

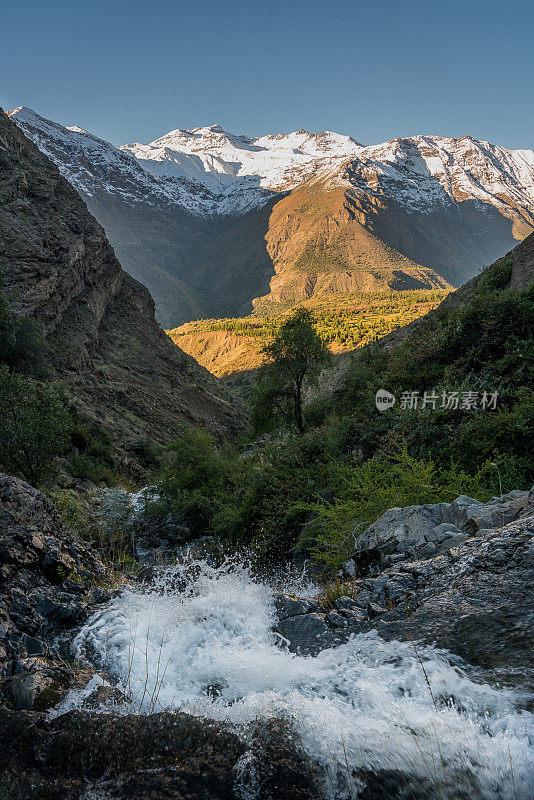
67;416;118;485
0;284;47;376
0;365;71;486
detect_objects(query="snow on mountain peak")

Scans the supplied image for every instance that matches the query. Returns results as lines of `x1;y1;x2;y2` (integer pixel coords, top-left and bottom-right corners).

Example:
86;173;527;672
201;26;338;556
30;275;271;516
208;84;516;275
8;107;534;223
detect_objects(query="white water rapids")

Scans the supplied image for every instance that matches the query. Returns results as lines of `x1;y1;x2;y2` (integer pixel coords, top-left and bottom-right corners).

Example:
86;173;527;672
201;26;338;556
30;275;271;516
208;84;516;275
71;558;533;799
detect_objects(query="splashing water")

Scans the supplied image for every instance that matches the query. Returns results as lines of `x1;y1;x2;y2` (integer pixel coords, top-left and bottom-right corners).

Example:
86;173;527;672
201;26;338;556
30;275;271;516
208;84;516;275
74;558;533;799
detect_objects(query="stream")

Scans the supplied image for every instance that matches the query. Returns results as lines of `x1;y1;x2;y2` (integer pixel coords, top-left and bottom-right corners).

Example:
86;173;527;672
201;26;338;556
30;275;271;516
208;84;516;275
67;555;533;799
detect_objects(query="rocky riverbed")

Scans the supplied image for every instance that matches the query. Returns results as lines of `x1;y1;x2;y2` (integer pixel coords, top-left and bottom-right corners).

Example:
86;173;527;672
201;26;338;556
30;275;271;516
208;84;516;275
0;473;533;799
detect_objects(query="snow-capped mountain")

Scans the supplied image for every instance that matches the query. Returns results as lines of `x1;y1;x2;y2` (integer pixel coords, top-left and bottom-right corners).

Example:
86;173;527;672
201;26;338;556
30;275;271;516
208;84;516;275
11;106;534;224
121;125;364;213
343;135;534;222
8;106;534;326
8;106;218;214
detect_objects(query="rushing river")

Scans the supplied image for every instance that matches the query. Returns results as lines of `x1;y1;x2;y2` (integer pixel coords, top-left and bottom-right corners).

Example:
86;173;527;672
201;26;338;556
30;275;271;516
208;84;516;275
72;557;533;799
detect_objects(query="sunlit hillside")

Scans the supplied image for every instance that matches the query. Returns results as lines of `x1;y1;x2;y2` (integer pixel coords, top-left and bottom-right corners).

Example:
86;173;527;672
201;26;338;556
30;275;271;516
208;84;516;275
167;289;450;381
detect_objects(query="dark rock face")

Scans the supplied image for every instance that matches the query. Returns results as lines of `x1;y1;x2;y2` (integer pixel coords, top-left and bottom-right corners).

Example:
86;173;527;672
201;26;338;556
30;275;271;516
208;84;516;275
274;494;534;685
0;473;106;686
0;709;245;799
276;612;333;654
0;706;317;800
134;511;192;556
0;108;243;471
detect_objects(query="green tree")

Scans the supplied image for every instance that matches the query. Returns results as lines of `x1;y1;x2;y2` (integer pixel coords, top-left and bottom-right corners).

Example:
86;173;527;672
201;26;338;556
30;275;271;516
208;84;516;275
152;427;236;534
0;283;47;375
0;290;17;363
251;309;330;434
0;365;71;486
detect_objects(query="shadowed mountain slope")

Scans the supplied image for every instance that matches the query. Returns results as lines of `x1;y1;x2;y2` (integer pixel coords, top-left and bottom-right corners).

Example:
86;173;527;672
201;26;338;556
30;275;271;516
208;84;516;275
0;109;242;462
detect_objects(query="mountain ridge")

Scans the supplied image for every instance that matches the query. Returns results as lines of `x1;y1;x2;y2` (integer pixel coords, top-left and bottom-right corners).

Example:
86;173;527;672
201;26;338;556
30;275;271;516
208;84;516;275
9;106;534;326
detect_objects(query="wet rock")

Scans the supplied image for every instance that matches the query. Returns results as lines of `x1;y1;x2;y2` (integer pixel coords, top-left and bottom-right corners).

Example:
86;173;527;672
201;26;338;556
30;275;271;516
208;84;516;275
276;612;334;655
22;635;44;657
0;473;105;687
0;709;317;800
275;595;320;619
238;718;317;800
82;684;128;709
0;661;69;711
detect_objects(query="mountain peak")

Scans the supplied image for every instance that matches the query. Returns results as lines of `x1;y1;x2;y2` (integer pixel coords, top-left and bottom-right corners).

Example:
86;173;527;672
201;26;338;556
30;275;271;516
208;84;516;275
10;107;534;230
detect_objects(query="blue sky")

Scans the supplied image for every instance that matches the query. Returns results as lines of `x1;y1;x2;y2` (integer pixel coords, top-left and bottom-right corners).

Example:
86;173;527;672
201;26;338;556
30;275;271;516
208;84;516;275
1;0;532;148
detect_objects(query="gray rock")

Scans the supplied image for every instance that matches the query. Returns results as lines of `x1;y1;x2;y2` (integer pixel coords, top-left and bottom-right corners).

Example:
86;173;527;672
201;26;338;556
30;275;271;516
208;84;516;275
367;602;386;620
276;613;334;655
351;589;374;607
327;611;348;628
424;523;461;543
435;533;468;555
82;685;128;709
339;558;356;577
0;473;106;683
383;581;411;604
0;662;68;711
374;515;534;688
274;595;320;620
342;608;368;626
446;495;483;528
354;503;450;562
333;596;365;613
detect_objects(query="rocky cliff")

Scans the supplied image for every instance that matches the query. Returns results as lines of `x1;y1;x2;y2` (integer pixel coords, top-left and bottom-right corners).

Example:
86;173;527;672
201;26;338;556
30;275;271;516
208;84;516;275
0;109;242;462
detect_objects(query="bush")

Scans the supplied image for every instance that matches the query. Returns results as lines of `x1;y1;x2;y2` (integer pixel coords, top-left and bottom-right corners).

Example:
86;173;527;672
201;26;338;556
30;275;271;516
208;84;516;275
0;365;71;486
67;416;118;485
48;489;92;538
0;284;47;375
151;427;239;535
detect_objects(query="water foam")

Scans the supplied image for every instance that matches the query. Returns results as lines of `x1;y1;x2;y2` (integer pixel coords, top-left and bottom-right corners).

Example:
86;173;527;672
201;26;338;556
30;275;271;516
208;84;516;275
74;558;534;799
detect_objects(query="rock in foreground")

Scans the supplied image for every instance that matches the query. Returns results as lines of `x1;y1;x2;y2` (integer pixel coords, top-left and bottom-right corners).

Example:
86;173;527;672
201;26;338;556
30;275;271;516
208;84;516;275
275;490;534;688
0;473;106;691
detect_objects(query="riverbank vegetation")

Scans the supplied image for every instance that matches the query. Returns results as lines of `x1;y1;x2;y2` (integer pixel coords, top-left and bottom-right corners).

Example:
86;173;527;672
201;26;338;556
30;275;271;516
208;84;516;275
1;256;532;573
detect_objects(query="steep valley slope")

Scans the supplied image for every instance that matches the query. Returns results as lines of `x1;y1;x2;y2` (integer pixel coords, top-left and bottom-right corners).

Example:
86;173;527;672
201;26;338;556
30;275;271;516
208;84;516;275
0;109;242;467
